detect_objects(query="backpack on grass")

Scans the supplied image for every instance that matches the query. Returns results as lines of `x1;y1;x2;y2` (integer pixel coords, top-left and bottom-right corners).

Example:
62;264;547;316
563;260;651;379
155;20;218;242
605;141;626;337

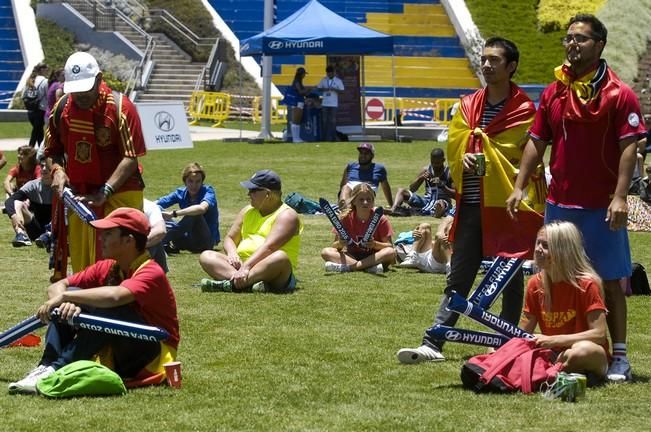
460;337;563;394
284;192;321;214
631;263;651;295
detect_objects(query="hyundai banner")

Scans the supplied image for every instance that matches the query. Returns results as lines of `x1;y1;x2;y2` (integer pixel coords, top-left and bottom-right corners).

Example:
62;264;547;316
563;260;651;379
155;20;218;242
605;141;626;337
136;102;193;150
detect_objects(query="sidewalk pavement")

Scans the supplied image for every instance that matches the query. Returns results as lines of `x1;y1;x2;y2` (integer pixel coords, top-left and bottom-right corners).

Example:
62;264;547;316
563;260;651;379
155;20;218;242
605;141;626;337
0;126;283;151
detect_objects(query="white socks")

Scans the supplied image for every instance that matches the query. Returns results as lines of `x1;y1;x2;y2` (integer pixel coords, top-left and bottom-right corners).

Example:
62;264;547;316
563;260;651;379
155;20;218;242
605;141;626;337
291;123;303;143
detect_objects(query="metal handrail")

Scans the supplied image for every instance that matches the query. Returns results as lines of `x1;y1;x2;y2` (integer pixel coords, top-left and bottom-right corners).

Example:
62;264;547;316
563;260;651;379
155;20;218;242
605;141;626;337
125;36;156;96
113;7;149;40
149;8;215;49
197;39;219;90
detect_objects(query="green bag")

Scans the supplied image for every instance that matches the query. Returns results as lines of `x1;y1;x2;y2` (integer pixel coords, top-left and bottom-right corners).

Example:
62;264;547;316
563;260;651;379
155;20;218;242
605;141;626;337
36;360;127;398
284;192;321;214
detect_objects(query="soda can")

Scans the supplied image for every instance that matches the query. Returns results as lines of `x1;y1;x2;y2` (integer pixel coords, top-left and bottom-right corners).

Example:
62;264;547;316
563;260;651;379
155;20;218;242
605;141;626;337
569;373;587;400
474;153;486;176
562;374;577;402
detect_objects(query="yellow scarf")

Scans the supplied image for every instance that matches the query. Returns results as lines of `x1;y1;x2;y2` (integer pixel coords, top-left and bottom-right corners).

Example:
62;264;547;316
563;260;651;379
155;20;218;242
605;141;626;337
553;63;600;104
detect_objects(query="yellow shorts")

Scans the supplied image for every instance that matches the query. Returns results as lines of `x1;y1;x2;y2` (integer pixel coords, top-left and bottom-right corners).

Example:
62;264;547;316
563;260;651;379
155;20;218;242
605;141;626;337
68;191;143;273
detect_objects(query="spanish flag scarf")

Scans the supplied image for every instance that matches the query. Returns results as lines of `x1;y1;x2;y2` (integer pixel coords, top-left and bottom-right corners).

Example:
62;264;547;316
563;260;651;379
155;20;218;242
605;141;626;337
552;59;620;123
447;83;545;258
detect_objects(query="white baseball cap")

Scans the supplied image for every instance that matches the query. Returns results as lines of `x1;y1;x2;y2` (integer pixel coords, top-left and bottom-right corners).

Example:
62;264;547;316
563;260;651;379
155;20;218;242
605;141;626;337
63;52;101;94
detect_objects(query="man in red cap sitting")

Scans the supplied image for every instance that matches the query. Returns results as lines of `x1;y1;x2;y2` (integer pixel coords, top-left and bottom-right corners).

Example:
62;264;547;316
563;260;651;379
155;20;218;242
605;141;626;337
8;208;179;394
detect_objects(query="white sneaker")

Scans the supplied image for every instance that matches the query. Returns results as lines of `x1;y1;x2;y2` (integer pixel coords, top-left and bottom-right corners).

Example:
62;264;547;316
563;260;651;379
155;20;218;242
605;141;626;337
397;345;445;364
607;356;632;383
251;281;269;293
8;365;55;394
365;263;384;274
400;252;420;268
324;261;350;273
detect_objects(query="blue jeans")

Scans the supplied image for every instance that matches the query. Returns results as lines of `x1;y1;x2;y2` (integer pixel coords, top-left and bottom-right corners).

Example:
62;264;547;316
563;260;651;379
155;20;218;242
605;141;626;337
321;106;338;141
40;305;160;378
164;215;215;252
148;243;169;273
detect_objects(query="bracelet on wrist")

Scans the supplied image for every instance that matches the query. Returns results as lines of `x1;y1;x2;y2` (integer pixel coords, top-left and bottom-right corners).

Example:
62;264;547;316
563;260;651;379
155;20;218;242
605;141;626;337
102;183;115;198
172;210;178;218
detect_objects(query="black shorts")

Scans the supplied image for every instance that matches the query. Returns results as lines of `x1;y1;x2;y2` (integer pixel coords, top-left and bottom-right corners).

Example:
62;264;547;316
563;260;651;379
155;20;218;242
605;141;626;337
25;219;46;240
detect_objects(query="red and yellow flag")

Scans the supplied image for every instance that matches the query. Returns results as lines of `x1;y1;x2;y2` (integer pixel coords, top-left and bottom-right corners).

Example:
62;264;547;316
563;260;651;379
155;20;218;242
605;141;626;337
447;83;545;258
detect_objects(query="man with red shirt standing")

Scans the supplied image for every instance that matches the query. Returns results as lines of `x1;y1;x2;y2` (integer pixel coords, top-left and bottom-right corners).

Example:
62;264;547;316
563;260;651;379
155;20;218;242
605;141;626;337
45;52;146;273
507;14;646;382
9;208;180;394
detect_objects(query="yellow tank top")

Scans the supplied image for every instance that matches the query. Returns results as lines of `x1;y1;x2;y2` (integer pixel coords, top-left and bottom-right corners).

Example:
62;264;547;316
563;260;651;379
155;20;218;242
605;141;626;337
236;203;302;269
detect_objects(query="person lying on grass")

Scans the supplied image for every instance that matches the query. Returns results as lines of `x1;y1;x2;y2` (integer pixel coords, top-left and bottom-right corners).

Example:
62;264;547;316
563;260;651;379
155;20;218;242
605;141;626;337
321;182;395;274
520;220;609;385
199;170;302;293
398;219;452;274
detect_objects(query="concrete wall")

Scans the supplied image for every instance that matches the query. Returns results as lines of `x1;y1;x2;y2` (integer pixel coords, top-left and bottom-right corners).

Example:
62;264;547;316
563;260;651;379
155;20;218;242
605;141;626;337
0;109;29;122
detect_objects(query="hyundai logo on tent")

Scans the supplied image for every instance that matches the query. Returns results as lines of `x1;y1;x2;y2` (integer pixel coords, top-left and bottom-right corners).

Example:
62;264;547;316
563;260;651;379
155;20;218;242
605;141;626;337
267;40;324;51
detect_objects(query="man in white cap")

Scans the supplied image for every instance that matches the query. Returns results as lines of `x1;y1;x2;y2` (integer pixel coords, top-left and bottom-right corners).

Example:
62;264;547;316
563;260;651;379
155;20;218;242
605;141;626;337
45;51;146;273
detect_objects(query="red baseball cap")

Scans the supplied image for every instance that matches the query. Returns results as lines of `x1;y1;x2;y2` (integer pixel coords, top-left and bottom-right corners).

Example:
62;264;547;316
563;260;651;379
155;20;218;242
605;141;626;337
90;207;150;236
357;143;375;155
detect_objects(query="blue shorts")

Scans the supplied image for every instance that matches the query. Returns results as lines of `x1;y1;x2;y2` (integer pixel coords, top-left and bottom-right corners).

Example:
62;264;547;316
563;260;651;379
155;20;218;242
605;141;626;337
407;193;427;208
408;193;452;216
272;272;297;294
545;202;631;280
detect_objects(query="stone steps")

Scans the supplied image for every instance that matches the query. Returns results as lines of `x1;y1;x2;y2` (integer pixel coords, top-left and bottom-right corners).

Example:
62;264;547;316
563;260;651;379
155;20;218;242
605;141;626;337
64;2;206;106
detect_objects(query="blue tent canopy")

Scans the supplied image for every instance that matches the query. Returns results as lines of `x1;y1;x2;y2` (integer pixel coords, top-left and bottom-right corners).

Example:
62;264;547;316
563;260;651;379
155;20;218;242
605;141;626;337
240;0;394;56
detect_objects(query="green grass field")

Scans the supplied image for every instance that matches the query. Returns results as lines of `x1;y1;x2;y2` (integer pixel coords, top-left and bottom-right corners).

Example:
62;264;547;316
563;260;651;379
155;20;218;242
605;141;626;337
0;124;650;431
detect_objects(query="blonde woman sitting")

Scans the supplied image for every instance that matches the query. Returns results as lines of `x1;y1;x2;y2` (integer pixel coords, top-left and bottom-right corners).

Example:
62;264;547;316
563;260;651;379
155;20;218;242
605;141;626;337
321;183;395;274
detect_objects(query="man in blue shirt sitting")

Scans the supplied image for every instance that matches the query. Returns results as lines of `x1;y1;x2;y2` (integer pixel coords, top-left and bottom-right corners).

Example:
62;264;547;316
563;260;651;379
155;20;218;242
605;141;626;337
338;143;393;210
156;162;219;253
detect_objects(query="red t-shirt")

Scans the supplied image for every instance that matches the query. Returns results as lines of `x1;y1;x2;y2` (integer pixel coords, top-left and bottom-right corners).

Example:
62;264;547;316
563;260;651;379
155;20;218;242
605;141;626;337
45;84;146;195
529;71;646;208
67;258;180;349
8;164;41;189
524;274;607;352
335;209;393;257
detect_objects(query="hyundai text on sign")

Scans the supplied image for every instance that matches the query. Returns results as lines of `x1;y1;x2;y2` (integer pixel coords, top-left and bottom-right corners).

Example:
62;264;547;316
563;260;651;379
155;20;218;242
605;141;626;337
136;102;193;150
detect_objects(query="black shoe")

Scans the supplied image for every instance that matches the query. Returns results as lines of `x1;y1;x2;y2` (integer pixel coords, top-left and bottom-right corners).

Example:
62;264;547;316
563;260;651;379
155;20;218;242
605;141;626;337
164;242;180;254
35;232;51;249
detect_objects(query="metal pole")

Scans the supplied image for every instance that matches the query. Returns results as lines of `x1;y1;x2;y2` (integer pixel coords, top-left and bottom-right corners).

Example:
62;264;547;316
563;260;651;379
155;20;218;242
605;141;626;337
258;0;274;140
361;55;366;137
392;55;398;142
239;61;243;142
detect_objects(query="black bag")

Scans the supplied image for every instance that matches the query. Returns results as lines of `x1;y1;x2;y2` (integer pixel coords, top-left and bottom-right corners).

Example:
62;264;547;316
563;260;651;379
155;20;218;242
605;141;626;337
22;85;40;110
631;263;651;295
